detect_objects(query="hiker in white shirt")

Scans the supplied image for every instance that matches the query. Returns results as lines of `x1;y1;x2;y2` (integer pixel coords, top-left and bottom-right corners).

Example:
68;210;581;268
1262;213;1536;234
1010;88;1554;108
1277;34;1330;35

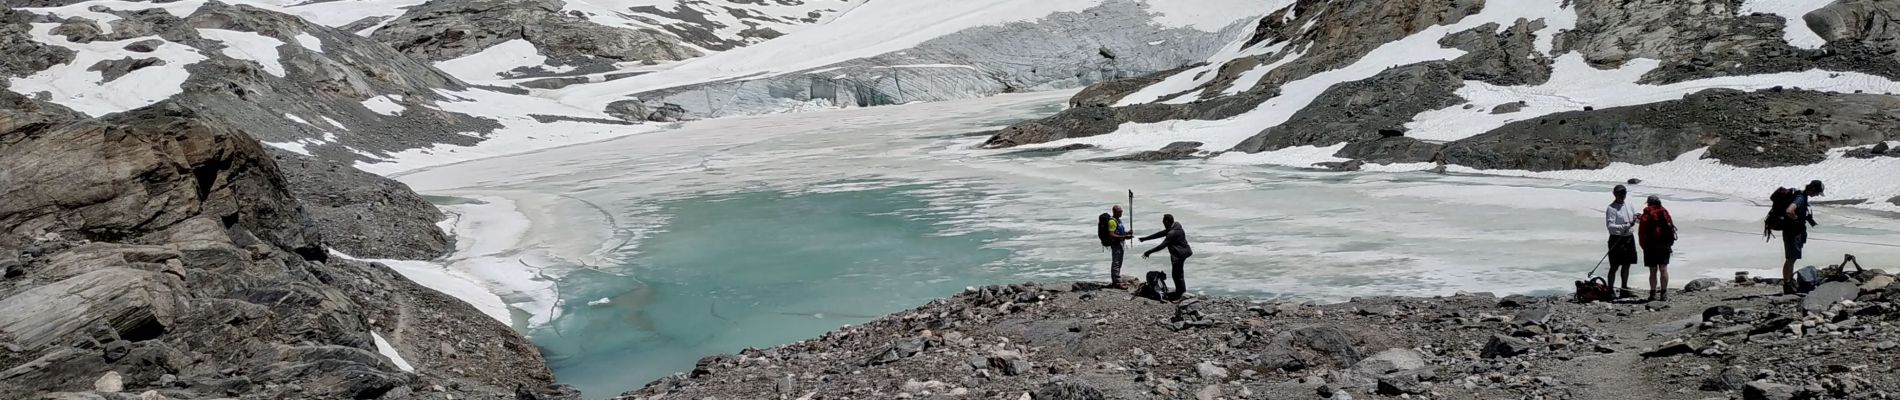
1604;185;1639;296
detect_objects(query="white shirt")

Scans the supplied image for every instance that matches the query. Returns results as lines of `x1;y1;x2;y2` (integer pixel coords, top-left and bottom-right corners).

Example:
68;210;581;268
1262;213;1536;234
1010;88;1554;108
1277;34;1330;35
1605;201;1637;236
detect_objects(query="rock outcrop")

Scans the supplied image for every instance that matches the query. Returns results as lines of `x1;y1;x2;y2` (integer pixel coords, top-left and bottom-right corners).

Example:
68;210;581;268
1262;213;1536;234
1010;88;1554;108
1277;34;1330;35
371;0;701;77
270;149;452;260
0;94;572;399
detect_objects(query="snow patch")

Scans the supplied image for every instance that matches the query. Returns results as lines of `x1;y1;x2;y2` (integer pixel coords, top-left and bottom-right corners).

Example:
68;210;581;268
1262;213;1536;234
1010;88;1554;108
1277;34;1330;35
294;33;323;53
7;25;208;116
360;88;661;175
15;1;214;35
1740;0;1835;49
197;29;287;77
1221;49;1302;96
1404;54;1900;142
264;141;313;156
370;332;416;372
362;95;405;116
284;113;310;125
432;39;551;82
273;0;430;33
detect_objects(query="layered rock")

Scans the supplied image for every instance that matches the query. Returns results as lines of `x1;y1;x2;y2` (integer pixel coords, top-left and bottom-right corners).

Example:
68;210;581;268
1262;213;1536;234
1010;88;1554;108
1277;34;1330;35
0;94;571;399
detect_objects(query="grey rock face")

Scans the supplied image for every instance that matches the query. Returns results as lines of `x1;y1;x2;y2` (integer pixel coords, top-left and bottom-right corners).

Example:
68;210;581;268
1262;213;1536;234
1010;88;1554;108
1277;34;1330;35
269;149;451;260
1068;64;1199;107
1257;325;1364;371
1442;89;1899;171
982;95;1265;148
1232;62;1465;154
0;94;573;399
0;10;76;80
371;0;701;76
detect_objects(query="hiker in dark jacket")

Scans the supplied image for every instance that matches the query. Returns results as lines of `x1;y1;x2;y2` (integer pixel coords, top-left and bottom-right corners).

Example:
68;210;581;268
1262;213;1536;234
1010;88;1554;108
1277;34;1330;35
1140;214;1192;301
1098;206;1135;288
1638;195;1677;301
1766;180;1824;294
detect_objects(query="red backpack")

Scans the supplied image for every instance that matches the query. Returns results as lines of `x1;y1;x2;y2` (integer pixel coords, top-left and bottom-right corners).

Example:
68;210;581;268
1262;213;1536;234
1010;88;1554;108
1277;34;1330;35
1641;207;1677;245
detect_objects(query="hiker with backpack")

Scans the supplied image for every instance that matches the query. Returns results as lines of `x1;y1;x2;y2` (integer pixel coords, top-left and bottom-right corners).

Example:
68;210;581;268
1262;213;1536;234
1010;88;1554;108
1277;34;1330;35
1638;195;1678;301
1604;185;1640;296
1097;205;1135;288
1140;214;1192;302
1764;180;1824;294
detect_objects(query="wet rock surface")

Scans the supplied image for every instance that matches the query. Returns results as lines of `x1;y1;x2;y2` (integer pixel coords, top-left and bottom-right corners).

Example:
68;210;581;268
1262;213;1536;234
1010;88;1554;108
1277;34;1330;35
618;267;1900;400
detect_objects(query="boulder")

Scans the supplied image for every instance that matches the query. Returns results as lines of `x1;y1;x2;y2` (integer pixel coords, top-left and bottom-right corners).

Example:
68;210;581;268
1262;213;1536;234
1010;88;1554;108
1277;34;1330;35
1701;366;1749;392
1683;277;1728;292
1033;382;1105;400
1497;294;1540;308
1480;334;1532;358
1354;348;1426;375
1196;361;1229;380
1375;371;1426;395
1860;275;1894;292
1256;326;1364;371
1512;304;1553;326
1801;282;1859;314
1743;380;1796;400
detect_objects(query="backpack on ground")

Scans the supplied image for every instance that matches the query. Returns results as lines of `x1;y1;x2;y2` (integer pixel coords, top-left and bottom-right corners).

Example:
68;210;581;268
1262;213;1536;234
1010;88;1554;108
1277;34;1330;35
1765;187;1797;231
1795;266;1823;293
1133;271;1169;301
1574;277;1613;303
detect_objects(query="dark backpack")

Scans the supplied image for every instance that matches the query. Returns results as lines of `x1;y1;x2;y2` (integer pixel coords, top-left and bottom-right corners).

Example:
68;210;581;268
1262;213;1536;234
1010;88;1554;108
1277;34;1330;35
1097;213;1115;246
1794;266;1822;293
1133;271;1169;301
1765;188;1797;231
1574;277;1612;303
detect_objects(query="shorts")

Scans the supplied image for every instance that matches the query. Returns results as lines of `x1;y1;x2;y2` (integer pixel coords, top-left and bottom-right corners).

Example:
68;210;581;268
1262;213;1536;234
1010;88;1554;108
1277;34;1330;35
1608;235;1638;265
1642;245;1671;267
1782;230;1807;260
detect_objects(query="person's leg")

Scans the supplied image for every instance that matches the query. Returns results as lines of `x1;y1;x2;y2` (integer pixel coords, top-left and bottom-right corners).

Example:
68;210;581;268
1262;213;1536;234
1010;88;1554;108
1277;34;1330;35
1647;263;1659;301
1169;256;1187;300
1659;264;1669;301
1605;265;1620;292
1782;258;1797;294
1109;245;1124;285
1619;262;1632;291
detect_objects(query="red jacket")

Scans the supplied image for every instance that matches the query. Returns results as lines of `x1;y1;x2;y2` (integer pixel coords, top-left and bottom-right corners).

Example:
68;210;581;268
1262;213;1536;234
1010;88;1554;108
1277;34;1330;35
1638;205;1676;249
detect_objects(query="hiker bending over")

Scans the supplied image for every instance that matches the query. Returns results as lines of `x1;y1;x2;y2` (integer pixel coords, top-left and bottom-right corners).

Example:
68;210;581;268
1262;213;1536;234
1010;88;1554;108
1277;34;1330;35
1097;205;1135;288
1764;180;1823;294
1638;195;1677;302
1140;214;1192;302
1604;185;1639;296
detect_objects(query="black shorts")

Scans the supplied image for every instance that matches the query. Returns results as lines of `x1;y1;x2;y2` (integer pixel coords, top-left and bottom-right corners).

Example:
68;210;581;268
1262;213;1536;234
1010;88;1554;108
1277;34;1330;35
1608;235;1637;265
1643;245;1671;266
1783;230;1807;260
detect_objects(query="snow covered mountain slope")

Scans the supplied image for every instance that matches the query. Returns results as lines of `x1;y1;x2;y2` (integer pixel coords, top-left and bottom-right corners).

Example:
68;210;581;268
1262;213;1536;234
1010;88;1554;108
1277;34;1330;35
1;1;649;173
982;0;1900;196
558;0;1282;120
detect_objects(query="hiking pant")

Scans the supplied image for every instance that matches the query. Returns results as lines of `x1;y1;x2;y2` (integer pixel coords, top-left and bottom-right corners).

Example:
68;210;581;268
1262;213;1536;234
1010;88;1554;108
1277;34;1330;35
1107;244;1125;282
1169;256;1187;298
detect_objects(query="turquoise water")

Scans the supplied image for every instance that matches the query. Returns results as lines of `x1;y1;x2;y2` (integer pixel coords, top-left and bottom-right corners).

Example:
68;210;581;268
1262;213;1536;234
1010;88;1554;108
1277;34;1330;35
531;185;1014;398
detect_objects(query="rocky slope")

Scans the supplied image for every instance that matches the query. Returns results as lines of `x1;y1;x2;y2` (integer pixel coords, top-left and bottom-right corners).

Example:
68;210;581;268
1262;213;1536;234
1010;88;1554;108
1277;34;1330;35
983;0;1900;175
622;268;1900;400
0;88;571;399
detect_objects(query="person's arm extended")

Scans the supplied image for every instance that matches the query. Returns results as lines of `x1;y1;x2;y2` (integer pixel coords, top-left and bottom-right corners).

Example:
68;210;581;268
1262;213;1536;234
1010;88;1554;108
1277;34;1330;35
1140;229;1168;242
1144;241;1167;258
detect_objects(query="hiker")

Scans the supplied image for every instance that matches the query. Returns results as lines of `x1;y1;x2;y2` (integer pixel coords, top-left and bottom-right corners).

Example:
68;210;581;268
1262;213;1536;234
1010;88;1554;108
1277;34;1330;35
1765;180;1824;294
1097;205;1135;287
1638;195;1677;301
1140;214;1192;302
1604;185;1639;296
